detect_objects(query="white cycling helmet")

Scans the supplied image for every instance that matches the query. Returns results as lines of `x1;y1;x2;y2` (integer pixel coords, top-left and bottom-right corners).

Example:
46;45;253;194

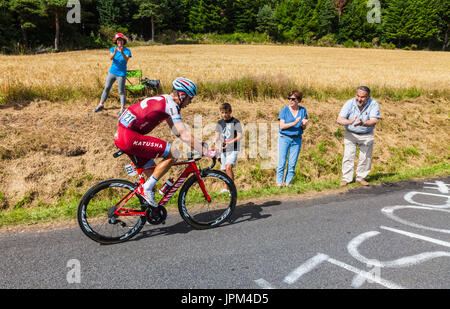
172;77;198;98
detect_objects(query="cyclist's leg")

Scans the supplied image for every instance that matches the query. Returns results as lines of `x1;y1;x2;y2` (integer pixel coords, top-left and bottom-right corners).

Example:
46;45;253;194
138;147;179;178
115;126;171;160
114;126;175;203
151;152;175;179
142;148;180;193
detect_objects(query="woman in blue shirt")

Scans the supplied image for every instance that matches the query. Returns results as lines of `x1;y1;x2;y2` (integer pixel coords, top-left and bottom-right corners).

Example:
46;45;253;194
94;33;132;117
276;90;309;187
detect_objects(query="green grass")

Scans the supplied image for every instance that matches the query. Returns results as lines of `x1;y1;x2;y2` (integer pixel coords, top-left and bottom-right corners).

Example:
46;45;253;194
191;32;271;45
1;163;448;228
0;198;79;227
0;83;100;105
1;76;449;106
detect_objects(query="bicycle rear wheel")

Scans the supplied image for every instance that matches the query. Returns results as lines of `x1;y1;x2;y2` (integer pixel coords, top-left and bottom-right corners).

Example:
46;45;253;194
178;170;236;229
77;179;146;244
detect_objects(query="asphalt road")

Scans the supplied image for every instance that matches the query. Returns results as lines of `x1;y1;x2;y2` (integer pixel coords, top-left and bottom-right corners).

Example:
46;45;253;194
1;177;449;289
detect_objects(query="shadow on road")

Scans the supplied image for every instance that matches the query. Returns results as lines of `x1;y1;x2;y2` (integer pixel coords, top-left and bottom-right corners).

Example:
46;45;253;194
366;173;396;182
131;200;280;242
229;200;279;225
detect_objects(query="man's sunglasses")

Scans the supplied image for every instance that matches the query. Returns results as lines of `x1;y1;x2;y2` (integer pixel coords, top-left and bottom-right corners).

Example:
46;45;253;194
288;97;297;101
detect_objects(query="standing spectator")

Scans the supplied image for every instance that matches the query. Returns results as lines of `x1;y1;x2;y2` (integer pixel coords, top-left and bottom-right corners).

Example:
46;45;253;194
94;33;132;117
337;86;380;186
215;103;243;193
276;90;309;188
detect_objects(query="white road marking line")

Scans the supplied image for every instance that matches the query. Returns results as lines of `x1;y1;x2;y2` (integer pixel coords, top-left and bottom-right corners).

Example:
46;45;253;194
254;278;275;289
424;181;449;194
380;226;450;248
347;231;382;266
326;258;405;289
281;252;403;289
348;229;450;268
403;192;450;209
351;273;368;288
283;253;329;285
381;206;450;234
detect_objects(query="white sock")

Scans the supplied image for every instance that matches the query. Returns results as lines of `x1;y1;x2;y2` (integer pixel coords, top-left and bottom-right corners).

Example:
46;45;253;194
144;175;158;194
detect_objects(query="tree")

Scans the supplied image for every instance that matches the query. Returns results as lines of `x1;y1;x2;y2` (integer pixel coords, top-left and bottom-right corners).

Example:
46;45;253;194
316;0;338;37
384;0;441;47
338;0;378;43
437;0;450;50
232;0;264;33
292;0;318;41
9;0;45;48
97;0;120;26
42;0;67;50
187;0;206;33
404;0;440;47
0;0;18;52
333;0;348;19
159;0;186;32
187;0;225;33
273;0;302;41
256;4;276;36
133;0;163;41
383;0;409;45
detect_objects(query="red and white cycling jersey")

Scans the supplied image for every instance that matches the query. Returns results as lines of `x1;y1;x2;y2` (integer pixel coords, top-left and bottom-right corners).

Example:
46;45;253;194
115;95;181;164
118;95;182;134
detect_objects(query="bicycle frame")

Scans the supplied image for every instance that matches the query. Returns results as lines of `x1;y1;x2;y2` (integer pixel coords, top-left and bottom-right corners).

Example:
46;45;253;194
112;159;211;217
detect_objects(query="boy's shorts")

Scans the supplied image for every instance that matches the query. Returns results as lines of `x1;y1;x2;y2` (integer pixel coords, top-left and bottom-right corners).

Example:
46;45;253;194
220;150;239;170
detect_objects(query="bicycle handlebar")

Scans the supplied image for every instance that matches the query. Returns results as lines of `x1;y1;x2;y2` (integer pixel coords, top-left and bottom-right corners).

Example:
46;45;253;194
187;151;218;170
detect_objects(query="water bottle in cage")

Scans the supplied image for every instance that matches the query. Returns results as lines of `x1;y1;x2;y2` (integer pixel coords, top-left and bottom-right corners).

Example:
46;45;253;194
159;178;174;195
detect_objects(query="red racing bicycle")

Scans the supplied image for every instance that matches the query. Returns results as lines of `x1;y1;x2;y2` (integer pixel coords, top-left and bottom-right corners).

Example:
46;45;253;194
78;150;237;244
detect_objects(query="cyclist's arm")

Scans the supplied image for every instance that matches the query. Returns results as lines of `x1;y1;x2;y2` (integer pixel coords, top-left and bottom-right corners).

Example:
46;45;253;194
166;118;180;137
169;119;206;155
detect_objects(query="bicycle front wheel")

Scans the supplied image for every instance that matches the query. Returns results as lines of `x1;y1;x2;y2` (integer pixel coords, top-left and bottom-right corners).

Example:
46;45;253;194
77;179;146;244
178;170;237;229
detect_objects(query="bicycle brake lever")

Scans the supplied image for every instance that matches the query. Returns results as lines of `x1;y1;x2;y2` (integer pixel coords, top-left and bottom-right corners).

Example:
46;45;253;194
201;157;217;177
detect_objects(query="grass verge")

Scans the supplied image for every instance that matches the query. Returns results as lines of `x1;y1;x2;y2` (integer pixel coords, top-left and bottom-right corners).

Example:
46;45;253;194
1;163;448;228
1;76;449;106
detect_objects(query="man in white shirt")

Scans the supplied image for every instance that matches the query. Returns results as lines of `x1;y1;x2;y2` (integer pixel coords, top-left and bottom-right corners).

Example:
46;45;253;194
337;86;381;186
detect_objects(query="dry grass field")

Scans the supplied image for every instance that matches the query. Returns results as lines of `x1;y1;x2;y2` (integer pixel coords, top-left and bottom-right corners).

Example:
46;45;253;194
0;45;449;223
1;45;450;100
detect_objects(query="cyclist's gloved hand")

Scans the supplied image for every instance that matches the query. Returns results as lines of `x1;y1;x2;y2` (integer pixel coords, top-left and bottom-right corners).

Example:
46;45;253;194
205;149;218;158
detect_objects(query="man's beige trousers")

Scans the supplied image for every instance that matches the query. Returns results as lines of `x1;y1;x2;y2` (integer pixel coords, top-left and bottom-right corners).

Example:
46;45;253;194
342;130;374;182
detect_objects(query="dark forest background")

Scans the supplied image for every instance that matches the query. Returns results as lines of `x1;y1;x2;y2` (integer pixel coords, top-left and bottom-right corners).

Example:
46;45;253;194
0;0;448;54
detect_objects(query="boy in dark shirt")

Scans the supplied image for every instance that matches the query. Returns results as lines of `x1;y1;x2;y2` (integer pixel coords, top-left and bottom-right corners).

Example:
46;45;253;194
215;103;243;192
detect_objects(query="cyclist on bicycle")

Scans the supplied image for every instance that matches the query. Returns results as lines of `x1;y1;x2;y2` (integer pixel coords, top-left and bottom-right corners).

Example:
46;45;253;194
114;77;215;207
